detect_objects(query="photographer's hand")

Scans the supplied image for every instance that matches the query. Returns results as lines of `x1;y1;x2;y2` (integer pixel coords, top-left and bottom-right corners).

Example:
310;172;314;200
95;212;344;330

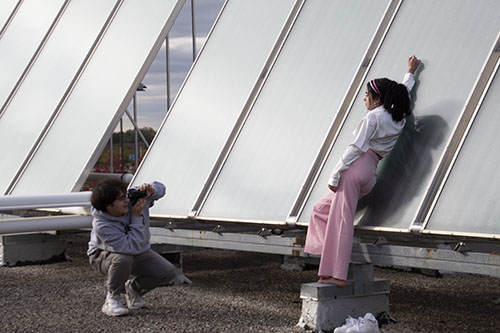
139;183;155;198
131;198;146;217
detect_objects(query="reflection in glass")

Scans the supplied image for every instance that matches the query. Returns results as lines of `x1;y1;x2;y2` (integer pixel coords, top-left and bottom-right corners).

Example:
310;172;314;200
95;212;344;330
426;69;500;236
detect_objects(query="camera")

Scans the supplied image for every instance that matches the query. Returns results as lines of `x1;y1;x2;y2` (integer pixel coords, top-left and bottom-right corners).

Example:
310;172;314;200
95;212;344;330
127;188;147;206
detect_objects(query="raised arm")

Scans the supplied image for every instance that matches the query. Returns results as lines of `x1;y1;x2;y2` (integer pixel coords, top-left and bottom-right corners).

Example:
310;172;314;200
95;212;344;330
402;55;421;93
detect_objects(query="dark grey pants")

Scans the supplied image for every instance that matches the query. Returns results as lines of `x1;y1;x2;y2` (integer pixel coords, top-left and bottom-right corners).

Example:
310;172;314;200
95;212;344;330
89;249;176;296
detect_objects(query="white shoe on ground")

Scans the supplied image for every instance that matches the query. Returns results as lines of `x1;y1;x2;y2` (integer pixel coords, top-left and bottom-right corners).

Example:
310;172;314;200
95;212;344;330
334;316;358;333
345;313;380;333
125;280;146;309
101;292;129;317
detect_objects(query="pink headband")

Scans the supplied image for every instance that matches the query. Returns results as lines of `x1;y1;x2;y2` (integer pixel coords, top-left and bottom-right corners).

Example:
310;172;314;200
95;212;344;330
369;80;382;97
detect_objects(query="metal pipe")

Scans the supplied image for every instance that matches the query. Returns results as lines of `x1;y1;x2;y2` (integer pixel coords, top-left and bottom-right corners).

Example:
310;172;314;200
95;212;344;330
133;93;139;170
87;172;133;184
109;133;114;173
120;118;124;172
191;0;196;61
0;192;91;211
124;109;150;148
166;36;171;109
0;215;92;235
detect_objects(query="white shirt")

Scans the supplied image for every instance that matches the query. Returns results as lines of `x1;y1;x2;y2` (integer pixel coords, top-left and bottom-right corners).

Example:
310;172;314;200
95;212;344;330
328;73;415;187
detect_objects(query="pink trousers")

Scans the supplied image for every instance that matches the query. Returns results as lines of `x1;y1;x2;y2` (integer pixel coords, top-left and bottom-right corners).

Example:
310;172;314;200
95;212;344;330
304;149;379;280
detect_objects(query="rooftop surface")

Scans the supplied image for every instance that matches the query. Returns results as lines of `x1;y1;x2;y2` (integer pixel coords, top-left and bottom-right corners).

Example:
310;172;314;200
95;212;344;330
0;232;499;332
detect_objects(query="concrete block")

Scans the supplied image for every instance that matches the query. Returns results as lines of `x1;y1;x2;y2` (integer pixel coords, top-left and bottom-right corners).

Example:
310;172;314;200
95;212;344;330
0;233;66;266
301;282;355;299
349;262;375;295
298;263;390;332
298;289;389;332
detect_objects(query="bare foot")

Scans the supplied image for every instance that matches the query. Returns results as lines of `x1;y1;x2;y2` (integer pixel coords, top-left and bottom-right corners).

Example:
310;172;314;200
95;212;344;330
318;277;347;287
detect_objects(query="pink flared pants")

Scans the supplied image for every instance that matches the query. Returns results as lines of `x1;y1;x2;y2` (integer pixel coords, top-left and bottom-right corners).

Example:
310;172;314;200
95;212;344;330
304;149;379;280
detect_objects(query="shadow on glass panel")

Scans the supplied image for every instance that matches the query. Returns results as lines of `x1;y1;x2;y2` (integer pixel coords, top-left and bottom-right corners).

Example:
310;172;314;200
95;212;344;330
355;101;451;228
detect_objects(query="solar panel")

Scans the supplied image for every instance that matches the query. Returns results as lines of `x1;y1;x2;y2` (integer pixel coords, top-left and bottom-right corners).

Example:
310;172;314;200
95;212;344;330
0;0;117;194
299;0;500;229
0;0;19;36
424;64;500;236
198;0;391;222
9;0;185;194
131;0;297;217
0;0;66;110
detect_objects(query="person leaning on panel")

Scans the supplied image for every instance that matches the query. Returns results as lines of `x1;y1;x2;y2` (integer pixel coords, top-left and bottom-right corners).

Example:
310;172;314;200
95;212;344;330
87;179;186;317
304;55;422;287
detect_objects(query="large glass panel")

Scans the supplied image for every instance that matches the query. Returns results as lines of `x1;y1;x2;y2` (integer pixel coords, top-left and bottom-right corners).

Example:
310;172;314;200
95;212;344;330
0;0;19;33
0;0;116;194
299;0;500;228
199;0;390;221
131;1;296;216
11;0;183;194
425;69;500;235
0;0;66;108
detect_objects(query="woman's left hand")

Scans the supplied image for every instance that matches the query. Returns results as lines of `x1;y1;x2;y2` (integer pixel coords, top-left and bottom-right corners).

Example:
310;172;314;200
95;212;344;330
328;184;338;192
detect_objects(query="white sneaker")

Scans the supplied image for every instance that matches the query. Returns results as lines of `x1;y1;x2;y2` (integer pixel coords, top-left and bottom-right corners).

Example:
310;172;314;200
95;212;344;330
346;313;380;333
125;280;146;309
101;292;129;317
334;316;358;333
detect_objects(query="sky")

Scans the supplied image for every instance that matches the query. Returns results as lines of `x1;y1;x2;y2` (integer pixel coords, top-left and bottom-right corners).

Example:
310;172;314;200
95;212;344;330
122;0;225;131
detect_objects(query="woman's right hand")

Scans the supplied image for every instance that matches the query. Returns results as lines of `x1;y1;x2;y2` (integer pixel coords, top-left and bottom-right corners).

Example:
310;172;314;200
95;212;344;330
408;55;421;74
328;184;338;192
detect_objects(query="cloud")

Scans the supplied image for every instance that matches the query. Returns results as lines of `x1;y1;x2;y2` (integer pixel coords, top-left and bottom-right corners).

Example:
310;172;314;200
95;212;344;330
129;0;225;131
169;0;225;37
168;36;207;57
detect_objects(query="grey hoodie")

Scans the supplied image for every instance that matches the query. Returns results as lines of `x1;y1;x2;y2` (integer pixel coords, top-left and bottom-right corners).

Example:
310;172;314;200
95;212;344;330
87;181;166;256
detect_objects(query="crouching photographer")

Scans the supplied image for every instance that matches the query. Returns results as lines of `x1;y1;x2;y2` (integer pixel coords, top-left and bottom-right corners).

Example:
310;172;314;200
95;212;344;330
87;180;177;317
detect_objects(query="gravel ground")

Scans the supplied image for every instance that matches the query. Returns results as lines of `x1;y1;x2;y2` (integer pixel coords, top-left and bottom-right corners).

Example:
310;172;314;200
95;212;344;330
0;232;499;332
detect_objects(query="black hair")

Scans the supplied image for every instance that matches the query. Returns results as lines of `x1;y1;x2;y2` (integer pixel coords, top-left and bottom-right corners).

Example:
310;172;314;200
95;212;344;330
90;179;128;212
367;78;411;122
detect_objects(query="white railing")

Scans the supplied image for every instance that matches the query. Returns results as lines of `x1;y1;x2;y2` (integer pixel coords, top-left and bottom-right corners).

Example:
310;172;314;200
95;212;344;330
0;192;92;234
0;192;91;210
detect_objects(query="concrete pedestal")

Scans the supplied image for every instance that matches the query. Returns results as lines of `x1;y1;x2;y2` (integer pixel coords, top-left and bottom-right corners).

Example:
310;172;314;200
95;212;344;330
0;233;66;266
298;262;389;332
150;243;183;269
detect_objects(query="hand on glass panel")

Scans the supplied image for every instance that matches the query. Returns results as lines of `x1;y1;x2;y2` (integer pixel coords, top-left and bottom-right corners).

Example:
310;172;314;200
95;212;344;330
408;55;421;74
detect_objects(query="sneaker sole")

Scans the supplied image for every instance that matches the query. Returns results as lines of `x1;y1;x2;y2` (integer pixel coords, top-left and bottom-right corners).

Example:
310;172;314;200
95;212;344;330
102;305;129;317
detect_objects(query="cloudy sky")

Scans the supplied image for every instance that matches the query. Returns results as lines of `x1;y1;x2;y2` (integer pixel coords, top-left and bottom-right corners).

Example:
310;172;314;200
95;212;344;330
124;0;225;131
